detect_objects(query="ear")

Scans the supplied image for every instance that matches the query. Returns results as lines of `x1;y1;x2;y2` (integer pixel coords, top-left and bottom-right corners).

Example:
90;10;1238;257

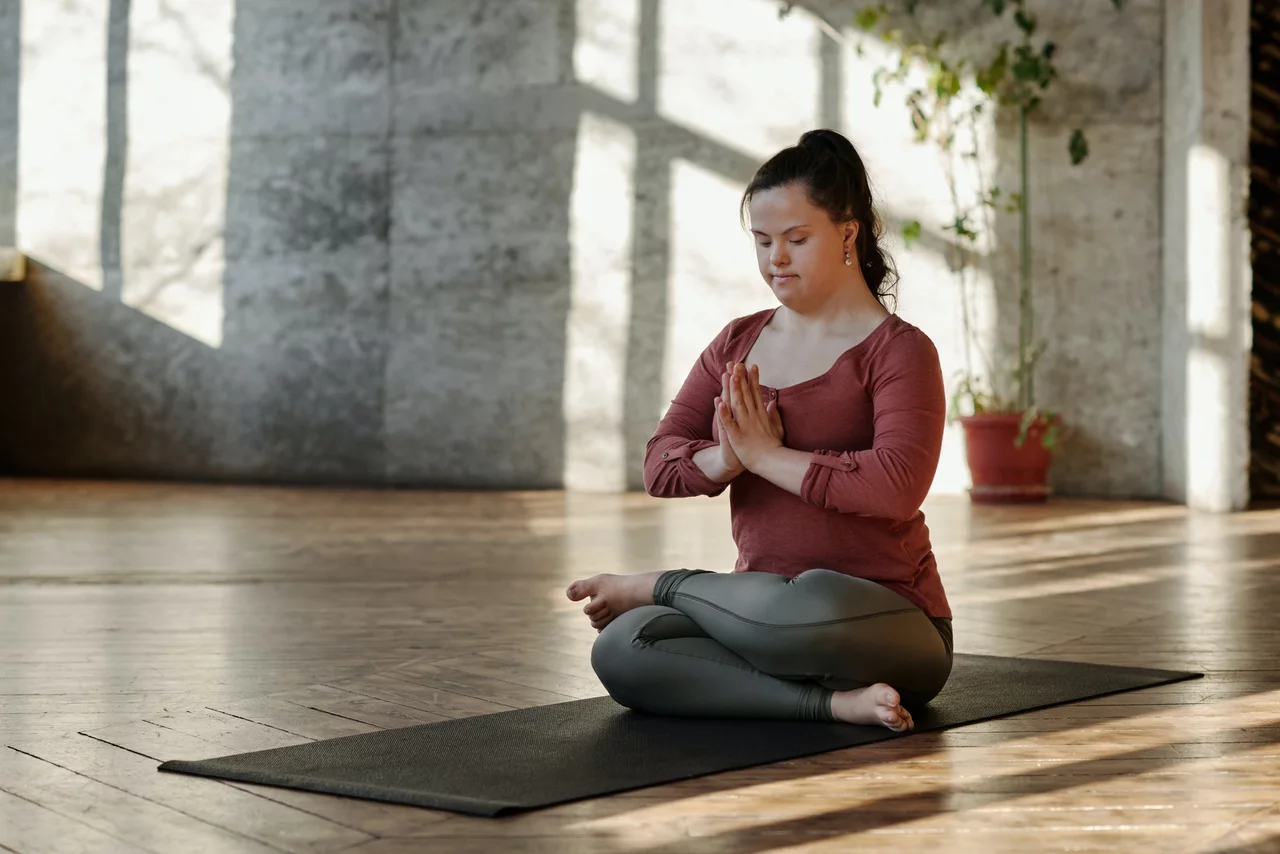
843;221;860;249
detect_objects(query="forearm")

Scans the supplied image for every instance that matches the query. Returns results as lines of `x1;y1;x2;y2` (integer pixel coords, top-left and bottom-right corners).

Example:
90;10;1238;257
742;446;811;497
692;445;742;484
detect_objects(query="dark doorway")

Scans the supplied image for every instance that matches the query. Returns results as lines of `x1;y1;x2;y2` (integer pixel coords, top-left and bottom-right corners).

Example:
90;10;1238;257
1250;0;1280;501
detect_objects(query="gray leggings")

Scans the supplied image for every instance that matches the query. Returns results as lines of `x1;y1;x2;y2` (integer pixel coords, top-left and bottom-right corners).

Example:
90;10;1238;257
591;569;953;722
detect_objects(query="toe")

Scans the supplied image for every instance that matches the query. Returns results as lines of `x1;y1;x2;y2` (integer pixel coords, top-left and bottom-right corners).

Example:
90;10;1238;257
566;577;597;601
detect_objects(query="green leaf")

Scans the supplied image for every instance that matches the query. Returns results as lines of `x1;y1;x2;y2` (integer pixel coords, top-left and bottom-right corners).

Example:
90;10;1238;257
902;220;922;247
984;0;1007;15
854;7;880;31
1014;10;1036;35
1068;128;1089;165
943;213;978;242
933;68;961;100
1012;50;1041;84
1042;41;1056;59
975;46;1008;95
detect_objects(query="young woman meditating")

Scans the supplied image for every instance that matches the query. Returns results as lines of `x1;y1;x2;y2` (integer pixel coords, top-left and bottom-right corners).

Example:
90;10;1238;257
566;129;953;733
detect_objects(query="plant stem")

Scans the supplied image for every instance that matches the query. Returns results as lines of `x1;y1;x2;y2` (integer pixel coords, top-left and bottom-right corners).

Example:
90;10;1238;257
1019;103;1033;411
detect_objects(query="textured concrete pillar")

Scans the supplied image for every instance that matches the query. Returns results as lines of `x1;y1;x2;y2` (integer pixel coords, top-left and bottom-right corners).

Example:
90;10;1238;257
1162;0;1252;511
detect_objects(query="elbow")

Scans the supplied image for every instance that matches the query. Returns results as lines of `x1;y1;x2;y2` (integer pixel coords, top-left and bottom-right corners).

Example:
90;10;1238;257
885;502;921;523
885;488;928;522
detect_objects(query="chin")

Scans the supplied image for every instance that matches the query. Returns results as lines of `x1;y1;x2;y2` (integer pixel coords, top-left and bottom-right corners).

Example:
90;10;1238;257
766;280;803;304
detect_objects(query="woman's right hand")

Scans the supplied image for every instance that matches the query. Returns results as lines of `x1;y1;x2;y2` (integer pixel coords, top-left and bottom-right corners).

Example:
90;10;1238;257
714;364;747;479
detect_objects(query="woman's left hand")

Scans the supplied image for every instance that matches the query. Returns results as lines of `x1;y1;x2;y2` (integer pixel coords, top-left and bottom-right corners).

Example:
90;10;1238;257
716;362;785;471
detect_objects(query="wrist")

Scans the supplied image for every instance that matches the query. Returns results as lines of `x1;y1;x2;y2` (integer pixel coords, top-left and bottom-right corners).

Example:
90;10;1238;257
741;442;783;474
693;445;742;483
717;454;746;483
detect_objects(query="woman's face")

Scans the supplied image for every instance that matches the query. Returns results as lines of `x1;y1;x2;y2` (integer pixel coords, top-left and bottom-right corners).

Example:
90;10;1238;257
748;182;857;311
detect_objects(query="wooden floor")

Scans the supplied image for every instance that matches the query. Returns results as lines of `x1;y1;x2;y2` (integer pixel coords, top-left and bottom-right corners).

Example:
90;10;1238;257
1;478;1278;853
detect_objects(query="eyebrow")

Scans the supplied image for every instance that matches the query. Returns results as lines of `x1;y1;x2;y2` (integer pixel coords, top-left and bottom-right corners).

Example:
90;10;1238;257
750;224;810;236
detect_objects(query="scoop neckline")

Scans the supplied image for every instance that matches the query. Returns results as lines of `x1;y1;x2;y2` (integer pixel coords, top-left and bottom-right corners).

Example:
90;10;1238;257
742;307;898;394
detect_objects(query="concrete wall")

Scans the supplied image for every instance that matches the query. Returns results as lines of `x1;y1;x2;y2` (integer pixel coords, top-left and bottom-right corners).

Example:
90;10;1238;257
1162;0;1252;512
0;0;1211;499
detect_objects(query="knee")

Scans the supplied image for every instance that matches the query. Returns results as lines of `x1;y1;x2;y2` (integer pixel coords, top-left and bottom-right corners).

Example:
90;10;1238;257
589;608;651;705
592;606;696;710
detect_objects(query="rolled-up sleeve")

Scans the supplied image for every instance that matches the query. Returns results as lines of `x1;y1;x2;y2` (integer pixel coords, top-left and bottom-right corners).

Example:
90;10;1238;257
798;329;945;521
643;323;734;498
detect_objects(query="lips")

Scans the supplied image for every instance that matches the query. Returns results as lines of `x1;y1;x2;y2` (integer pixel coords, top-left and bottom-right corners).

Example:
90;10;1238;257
771;274;797;284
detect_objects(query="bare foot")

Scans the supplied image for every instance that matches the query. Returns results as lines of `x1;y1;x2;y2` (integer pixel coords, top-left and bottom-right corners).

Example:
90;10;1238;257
829;683;914;732
565;570;664;632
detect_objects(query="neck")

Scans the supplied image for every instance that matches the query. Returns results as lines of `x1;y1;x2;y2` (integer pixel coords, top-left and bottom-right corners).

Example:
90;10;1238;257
777;275;887;336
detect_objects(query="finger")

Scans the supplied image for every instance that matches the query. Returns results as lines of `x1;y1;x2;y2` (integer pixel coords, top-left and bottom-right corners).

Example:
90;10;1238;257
733;368;758;419
717;398;736;433
730;373;748;420
749;364;763;404
739;364;760;415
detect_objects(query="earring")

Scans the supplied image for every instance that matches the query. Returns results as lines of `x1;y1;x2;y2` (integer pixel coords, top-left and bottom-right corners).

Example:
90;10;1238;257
844;249;852;267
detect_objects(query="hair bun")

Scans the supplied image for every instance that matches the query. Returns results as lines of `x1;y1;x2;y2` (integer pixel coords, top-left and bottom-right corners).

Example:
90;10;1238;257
798;129;854;162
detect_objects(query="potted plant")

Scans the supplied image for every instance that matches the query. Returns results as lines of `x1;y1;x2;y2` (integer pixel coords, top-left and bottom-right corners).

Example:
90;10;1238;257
845;0;1121;502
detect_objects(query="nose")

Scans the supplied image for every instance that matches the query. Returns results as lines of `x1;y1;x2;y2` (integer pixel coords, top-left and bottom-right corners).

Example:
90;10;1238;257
770;244;789;267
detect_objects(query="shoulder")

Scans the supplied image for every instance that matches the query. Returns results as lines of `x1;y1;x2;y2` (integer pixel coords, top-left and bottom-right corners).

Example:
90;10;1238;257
873;314;940;361
861;314;943;386
704;307;775;355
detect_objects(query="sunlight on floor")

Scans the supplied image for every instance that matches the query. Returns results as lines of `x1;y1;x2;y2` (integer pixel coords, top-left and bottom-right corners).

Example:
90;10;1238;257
566;689;1280;850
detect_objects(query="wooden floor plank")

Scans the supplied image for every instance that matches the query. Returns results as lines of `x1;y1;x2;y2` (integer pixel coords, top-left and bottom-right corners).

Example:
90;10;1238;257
0;786;154;854
80;721;451;837
207;695;383;741
10;735;371;853
135;709;311;753
384;661;582;707
329;673;517;719
0;747;282;854
429;654;606;699
264;684;451;729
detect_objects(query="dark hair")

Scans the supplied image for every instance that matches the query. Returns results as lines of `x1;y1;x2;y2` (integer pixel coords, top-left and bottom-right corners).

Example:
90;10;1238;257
740;129;897;309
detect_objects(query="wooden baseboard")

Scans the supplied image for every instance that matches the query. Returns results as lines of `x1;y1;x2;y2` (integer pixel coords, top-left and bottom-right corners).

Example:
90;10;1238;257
0;248;26;282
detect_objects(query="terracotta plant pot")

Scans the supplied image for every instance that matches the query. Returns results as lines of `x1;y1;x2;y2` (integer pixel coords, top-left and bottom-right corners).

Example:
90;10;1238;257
959;412;1059;504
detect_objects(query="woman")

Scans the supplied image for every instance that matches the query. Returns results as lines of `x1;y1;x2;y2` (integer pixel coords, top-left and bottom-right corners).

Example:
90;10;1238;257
566;129;952;732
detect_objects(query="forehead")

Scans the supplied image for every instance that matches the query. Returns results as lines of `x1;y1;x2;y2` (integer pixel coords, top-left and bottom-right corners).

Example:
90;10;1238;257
748;183;824;229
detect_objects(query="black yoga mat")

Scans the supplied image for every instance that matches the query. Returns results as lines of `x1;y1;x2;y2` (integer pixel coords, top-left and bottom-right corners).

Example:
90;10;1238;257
157;654;1200;816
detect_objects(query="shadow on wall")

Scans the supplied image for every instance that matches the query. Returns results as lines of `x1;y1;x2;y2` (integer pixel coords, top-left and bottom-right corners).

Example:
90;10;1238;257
1;0;971;488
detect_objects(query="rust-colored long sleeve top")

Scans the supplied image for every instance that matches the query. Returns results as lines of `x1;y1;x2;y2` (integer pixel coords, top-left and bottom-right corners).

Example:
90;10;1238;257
644;308;951;619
